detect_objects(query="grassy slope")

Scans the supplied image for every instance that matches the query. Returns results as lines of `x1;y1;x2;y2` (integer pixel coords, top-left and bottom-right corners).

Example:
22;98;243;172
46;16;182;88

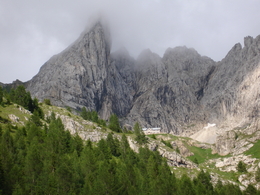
244;139;260;158
2;101;260;186
186;146;222;164
0;104;31;126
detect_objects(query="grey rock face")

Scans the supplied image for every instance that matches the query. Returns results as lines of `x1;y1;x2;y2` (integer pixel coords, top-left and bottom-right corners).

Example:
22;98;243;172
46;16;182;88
201;35;260;129
125;47;215;133
27;22;111;113
27;20;260;134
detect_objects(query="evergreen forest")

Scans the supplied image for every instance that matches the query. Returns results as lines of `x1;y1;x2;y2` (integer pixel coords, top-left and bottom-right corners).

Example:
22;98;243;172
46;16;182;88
0;86;259;195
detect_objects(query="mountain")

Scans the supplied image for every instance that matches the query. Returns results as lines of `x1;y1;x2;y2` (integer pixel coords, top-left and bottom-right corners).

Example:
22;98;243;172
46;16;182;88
27;22;110;113
26;20;260;135
202;36;260;129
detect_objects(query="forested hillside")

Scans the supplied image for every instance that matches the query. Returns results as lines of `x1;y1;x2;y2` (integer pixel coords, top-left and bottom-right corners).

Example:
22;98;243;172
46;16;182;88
0;86;259;194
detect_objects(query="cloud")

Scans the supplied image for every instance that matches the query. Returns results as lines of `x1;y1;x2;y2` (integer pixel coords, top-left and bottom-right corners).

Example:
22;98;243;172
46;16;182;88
1;0;260;83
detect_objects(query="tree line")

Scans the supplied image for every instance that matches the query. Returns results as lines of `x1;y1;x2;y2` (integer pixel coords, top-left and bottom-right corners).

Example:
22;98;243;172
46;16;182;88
0;85;259;194
0;117;258;194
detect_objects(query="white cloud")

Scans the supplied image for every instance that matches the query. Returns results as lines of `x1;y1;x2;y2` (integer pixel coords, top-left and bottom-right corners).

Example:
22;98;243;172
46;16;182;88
1;0;260;83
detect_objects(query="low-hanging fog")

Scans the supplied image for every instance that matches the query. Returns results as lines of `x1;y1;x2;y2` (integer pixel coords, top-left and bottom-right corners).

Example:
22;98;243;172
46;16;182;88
1;0;260;83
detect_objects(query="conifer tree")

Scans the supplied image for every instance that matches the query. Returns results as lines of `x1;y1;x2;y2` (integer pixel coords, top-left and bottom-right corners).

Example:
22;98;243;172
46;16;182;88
30;111;42;126
244;184;257;195
120;134;130;158
255;167;260;182
24;137;43;193
108;114;121;132
80;107;88;120
134;122;147;145
194;170;213;194
179;174;196;195
0;158;4;194
97;139;112;160
237;161;247;173
106;133;120;157
72;134;83;156
0;128;15;193
0;86;3;105
90;111;99;123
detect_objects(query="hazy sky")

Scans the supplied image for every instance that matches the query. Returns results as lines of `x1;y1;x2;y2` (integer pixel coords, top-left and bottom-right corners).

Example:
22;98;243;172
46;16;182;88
1;0;260;83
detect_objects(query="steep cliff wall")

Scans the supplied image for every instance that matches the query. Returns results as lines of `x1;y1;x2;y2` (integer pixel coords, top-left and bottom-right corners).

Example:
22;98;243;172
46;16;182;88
26;21;260;134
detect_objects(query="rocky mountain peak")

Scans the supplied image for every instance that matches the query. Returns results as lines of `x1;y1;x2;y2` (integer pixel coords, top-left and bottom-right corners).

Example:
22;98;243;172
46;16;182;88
241;35;260;60
163;46;199;59
27;20;111;110
25;22;260;135
112;47;130;58
136;49;164;73
244;36;254;48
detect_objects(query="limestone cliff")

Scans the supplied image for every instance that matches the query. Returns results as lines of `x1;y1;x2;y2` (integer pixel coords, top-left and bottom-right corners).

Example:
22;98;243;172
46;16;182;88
27;21;111;115
202;35;260;129
26;20;260;135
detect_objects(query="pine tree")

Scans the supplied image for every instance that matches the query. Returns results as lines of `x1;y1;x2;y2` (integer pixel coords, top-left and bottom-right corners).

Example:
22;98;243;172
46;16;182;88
72;134;83;156
237;161;247;173
0;128;15;194
90;111;99;123
179;174;196;195
106;133;120;157
147;155;160;194
12;86;29;108
80;107;88;120
30;111;42;126
255;167;260;182
194;170;213;194
120;134;130;158
43;99;51;105
0;158;4;195
24;137;43;194
56;155;74;194
193;157;199;164
244;184;257;195
158;159;177;195
134;122;147;145
97;139;112;160
0;86;3;105
108;114;121;132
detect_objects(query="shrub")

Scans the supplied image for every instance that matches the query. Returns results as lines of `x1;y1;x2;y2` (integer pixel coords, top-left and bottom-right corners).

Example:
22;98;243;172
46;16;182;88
255;167;260;182
176;146;180;154
134;122;147;145
108;114;121;133
193;157;199;164
66;106;72;113
161;139;173;149
43;99;51;105
237;161;247;173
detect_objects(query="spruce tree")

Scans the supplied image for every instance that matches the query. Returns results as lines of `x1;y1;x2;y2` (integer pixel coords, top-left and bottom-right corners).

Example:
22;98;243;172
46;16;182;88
244;184;257;195
0;158;4;194
255;167;260;182
237;161;247;173
0;86;3;105
108;114;121;132
179;174;196;195
106;133;120;157
134;122;147;145
80;107;88;120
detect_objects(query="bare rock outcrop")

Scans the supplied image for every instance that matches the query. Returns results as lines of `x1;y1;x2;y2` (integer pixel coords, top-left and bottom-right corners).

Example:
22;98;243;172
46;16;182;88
27;21;112;117
201;35;260;130
25;19;260;136
214;154;256;172
171;140;194;157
